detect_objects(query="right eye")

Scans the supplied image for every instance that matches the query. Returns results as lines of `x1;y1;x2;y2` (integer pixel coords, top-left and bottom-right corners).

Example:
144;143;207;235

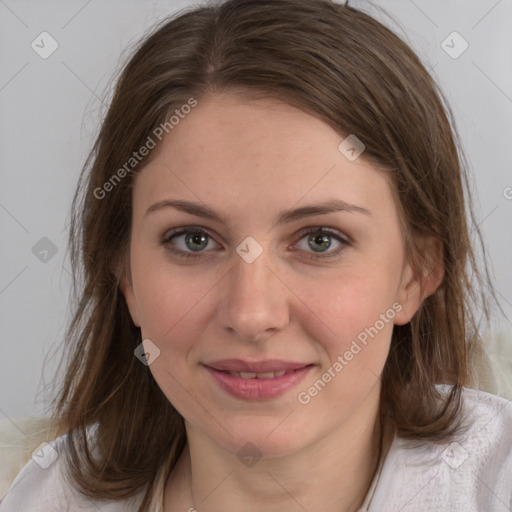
161;227;221;259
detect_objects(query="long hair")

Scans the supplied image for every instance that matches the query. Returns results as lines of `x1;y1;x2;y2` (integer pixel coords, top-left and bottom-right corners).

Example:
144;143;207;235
47;0;504;509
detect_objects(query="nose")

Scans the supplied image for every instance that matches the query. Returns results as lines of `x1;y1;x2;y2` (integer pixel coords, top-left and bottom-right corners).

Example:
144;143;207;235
217;244;290;343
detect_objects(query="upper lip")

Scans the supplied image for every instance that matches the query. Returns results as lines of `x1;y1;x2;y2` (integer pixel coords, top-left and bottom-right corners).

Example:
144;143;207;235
204;359;311;373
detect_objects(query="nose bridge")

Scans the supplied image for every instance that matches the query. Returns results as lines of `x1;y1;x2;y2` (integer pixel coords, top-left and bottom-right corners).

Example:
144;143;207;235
219;238;289;341
232;245;272;295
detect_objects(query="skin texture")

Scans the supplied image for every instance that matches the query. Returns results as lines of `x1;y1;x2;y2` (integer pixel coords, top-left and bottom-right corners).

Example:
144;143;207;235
120;92;442;511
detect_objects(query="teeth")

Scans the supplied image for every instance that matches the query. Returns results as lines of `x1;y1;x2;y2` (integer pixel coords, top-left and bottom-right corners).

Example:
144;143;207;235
229;370;291;379
239;372;257;379
256;372;276;379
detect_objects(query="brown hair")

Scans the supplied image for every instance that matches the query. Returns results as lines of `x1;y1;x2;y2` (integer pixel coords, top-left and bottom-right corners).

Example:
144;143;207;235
47;0;504;508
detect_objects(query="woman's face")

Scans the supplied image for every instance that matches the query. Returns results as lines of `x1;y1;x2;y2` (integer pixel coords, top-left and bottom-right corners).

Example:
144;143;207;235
121;92;429;458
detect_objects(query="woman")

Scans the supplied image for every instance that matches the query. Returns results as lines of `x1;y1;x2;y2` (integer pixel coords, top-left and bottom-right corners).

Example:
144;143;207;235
1;0;510;511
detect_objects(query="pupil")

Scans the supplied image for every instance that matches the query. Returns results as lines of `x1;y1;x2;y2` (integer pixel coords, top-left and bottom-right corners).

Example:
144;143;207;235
310;234;330;252
186;232;207;251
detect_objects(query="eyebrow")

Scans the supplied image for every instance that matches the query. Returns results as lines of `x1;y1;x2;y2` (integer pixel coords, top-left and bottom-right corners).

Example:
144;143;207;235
145;198;371;228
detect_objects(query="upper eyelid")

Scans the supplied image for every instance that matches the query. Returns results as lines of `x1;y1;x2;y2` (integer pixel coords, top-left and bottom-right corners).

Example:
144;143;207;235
162;226;220;243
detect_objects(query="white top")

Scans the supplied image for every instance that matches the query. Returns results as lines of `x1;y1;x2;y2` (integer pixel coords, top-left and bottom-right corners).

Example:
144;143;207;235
1;386;511;511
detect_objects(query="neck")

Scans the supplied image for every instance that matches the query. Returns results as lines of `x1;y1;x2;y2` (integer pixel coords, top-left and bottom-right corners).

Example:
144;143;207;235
165;391;385;512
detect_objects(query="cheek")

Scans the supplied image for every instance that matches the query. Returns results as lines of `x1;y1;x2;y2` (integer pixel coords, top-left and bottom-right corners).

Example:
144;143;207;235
294;273;396;420
130;256;213;417
130;248;214;348
300;267;399;352
126;241;212;425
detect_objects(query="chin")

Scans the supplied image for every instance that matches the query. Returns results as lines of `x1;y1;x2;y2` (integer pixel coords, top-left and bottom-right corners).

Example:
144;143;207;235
207;414;312;460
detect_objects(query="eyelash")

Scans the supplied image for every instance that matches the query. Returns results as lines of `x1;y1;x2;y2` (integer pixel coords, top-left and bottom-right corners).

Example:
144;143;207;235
161;226;351;261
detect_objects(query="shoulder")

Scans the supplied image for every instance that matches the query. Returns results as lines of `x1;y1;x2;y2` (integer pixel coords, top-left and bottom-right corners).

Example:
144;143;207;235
369;386;512;512
0;431;145;512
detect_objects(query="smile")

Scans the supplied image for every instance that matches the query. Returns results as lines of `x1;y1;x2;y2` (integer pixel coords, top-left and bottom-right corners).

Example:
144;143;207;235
203;362;315;400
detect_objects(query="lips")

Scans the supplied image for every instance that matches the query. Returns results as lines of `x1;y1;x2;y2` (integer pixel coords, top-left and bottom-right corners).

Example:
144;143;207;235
202;359;314;400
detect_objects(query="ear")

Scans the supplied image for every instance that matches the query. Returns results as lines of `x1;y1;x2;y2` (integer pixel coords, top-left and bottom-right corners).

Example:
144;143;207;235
118;262;141;328
394;235;444;326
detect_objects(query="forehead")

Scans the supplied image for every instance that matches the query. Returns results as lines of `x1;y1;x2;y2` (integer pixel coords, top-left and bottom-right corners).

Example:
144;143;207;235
133;92;396;225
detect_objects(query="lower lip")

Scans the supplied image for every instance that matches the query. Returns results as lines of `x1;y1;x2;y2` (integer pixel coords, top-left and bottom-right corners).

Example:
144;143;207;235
203;365;313;400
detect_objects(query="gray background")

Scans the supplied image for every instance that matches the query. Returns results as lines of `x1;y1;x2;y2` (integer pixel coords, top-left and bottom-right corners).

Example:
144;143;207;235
1;0;511;419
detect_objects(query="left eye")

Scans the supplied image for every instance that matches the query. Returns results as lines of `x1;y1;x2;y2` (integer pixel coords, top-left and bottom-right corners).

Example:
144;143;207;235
292;227;350;260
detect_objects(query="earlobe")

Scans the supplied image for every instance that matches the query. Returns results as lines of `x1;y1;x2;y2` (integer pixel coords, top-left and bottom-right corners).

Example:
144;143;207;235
119;269;141;328
394;236;444;326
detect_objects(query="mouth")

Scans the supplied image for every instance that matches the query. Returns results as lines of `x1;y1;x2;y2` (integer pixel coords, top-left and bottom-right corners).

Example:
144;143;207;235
202;360;315;400
213;368;303;379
